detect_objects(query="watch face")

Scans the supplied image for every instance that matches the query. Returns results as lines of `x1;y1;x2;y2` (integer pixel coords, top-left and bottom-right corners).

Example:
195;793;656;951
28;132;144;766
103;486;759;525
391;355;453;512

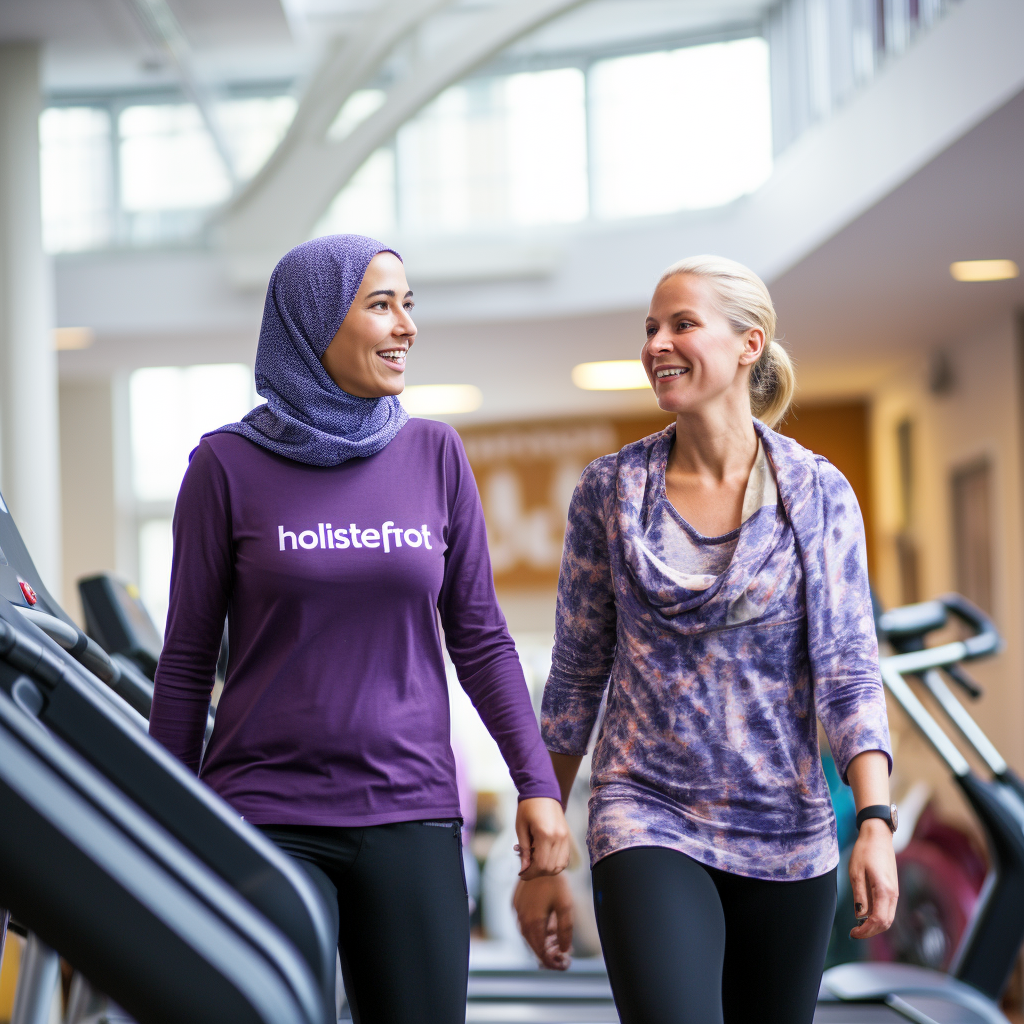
890;803;899;833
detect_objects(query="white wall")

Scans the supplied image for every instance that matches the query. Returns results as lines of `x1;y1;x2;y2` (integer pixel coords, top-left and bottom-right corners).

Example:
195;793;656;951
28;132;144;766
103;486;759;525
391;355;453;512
871;311;1024;787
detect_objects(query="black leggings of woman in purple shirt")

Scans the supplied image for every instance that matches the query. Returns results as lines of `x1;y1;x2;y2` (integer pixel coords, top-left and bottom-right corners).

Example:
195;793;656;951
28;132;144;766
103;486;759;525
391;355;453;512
259;821;470;1024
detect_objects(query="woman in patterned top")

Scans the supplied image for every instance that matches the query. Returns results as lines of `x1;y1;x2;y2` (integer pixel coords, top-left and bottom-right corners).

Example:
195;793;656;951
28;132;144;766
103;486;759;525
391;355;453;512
514;256;897;1024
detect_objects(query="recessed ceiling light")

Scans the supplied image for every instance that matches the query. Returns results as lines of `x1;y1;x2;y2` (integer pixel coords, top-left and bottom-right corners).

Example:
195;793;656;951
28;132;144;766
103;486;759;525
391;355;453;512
53;327;95;351
949;259;1019;282
400;384;482;415
572;360;650;390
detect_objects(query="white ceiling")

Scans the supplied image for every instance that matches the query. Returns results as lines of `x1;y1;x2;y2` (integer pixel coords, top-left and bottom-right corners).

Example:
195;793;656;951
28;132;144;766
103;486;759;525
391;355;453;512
771;85;1024;377
0;0;773;96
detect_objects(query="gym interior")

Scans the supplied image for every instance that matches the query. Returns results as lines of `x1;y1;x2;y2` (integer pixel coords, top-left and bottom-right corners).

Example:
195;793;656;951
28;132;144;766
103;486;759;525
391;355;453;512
1;0;1024;1022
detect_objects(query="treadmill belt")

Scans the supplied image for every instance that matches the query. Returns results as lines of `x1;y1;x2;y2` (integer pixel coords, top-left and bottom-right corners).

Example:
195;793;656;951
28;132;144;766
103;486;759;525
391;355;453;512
813;1007;912;1022
466;1005;618;1023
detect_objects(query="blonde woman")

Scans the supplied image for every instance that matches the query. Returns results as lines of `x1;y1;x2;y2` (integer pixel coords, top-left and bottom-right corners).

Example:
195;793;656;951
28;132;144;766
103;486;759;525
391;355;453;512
515;256;897;1024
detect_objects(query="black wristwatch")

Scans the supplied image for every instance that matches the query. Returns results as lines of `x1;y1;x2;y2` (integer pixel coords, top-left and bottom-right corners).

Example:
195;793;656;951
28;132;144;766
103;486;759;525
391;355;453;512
856;803;898;834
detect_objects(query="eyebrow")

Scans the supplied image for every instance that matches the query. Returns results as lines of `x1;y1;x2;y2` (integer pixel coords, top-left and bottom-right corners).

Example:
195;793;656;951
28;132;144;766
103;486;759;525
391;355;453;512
366;289;414;299
646;309;699;322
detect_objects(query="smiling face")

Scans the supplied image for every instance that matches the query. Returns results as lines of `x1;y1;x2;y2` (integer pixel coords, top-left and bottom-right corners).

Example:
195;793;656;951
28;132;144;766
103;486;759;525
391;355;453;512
642;272;764;417
319;251;416;398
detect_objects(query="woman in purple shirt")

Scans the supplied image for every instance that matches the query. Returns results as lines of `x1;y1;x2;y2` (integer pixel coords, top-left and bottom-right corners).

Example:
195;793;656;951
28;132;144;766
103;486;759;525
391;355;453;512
149;235;569;1024
514;256;897;1024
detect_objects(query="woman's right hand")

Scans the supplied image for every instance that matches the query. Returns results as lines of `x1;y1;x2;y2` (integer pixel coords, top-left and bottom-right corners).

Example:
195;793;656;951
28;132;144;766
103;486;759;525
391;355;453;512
513;874;574;970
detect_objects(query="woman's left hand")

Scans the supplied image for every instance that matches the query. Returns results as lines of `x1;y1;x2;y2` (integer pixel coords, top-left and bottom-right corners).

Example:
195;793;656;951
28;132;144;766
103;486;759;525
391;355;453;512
515;797;572;880
848;818;899;939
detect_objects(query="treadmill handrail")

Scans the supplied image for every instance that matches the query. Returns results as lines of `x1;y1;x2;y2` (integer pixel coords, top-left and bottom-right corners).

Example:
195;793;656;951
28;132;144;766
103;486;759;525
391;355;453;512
920;669;1008;776
13;605;215;738
879;658;971;776
16;605;119;684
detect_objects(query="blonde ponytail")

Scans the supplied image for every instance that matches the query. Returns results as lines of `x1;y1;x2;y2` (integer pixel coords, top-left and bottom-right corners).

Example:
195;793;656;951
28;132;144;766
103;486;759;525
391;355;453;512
657;255;795;428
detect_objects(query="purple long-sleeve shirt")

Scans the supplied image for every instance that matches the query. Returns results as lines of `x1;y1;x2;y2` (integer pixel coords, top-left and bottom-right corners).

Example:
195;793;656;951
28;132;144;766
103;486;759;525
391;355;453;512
541;421;892;880
150;419;560;826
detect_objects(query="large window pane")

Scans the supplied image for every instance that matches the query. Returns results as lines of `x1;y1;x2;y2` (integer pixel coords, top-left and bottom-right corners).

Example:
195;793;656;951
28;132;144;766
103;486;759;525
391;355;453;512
589;38;773;219
120;104;231;212
316;147;397;239
130;363;256;502
40;106;113;253
393;66;588;234
506;68;588;226
216;95;297;181
138;517;173;635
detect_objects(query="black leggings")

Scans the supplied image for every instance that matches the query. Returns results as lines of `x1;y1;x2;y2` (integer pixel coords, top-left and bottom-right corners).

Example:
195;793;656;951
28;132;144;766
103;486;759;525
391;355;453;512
259;820;469;1024
592;846;837;1024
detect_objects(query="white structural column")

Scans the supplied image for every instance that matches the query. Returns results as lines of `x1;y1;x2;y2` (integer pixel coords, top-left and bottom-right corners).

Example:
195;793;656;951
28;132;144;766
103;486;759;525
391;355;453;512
0;43;62;597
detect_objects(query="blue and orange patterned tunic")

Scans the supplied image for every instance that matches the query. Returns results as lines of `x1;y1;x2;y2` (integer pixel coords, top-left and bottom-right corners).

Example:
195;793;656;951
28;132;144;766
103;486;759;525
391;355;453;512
541;420;892;880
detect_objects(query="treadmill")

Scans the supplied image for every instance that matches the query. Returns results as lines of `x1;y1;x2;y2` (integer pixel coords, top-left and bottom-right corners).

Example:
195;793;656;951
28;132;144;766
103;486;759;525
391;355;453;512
0;493;337;1024
816;594;1022;1023
0;666;322;1024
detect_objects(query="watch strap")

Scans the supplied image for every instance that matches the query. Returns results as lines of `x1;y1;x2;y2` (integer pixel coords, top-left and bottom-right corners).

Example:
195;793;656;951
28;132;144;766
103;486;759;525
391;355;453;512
856;804;895;832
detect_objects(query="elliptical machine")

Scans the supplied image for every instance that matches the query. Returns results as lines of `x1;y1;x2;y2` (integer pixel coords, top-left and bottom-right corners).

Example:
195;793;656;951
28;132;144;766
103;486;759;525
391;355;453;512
819;594;1024;1023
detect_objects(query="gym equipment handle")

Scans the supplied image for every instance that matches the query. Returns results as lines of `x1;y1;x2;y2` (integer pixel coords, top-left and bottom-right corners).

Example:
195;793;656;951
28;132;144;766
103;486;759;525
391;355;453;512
14;606;122;687
943;663;984;700
938;593;1001;660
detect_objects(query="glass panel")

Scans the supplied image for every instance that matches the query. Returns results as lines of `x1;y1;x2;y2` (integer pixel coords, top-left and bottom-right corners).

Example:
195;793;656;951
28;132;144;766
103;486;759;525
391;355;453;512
39;106;113;253
120;103;232;212
138;517;173;635
216;95;298;181
129;363;255;502
506;67;587;226
316;146;397;238
590;37;773;219
393;66;587;234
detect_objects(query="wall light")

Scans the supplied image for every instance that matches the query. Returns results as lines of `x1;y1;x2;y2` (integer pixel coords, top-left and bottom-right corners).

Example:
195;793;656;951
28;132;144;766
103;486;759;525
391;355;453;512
949;260;1019;282
53;327;95;351
572;360;650;390
401;384;482;415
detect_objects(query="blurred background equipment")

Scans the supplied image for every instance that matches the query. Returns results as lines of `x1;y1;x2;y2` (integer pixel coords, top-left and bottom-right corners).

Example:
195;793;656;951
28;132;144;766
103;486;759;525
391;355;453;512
4;0;1024;1020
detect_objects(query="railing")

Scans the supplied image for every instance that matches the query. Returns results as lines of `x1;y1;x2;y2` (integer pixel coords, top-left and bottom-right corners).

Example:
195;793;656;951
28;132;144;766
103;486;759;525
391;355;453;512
767;0;959;155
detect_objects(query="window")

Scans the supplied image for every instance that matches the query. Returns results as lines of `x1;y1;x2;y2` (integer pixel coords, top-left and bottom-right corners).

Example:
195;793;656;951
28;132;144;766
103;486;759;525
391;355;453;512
119;104;233;245
394;67;588;234
41;94;297;253
129;364;258;630
588;37;773;219
317;147;397;239
40;107;113;253
218;95;298;181
42;36;776;250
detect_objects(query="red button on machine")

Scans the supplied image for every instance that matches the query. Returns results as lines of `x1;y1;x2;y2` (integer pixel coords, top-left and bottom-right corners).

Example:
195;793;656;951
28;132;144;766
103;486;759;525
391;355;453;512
18;579;37;605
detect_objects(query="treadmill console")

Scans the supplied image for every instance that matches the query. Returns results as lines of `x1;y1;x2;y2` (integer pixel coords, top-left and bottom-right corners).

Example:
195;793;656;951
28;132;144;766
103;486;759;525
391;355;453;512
78;575;163;679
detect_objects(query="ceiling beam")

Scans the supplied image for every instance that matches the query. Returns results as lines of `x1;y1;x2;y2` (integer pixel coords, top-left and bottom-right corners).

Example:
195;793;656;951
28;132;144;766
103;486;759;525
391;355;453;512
128;0;238;183
216;0;591;281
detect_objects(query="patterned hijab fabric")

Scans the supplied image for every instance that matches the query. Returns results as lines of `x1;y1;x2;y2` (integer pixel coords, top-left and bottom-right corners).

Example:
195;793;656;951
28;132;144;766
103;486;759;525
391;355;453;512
209;234;409;466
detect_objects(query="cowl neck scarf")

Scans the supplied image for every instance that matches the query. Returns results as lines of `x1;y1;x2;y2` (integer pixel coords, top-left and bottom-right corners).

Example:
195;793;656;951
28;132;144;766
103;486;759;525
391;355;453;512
616;421;785;622
208;234;409;466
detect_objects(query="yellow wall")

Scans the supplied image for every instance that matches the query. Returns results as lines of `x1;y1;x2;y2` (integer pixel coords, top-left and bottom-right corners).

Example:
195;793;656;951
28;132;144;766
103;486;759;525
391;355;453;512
0;933;23;1023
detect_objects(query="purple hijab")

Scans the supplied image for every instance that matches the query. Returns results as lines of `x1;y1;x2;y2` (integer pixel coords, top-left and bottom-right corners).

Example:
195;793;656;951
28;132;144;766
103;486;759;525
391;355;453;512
209;234;409;466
